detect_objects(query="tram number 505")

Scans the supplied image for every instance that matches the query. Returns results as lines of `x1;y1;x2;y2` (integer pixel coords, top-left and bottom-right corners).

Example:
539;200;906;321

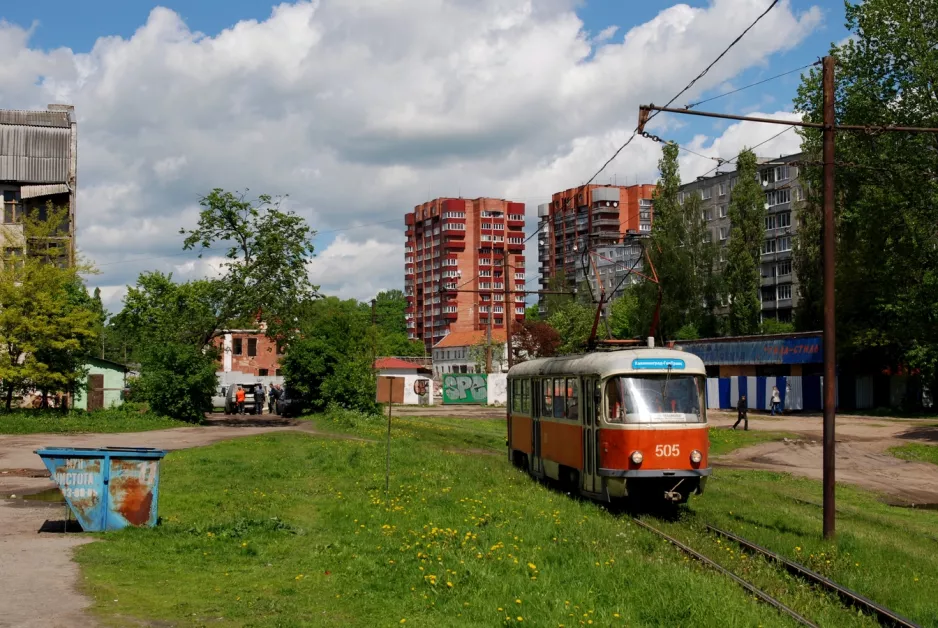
655;444;680;457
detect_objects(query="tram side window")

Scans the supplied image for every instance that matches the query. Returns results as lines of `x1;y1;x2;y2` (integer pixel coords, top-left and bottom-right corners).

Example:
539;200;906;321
553;379;565;418
523;380;531;414
511;380;521;413
606;377;626;423
566;378;579;420
542;379;553;417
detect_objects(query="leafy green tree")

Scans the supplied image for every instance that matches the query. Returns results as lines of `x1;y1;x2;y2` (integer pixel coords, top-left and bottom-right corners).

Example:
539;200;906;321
608;288;639;339
761;318;795;335
137;343;218;422
359;290;424;357
0;205;98;409
634;143;721;340
524;304;541;321
546;300;594;355
282;296;380;414
723;149;765;336
793;0;938;397
180;189;319;345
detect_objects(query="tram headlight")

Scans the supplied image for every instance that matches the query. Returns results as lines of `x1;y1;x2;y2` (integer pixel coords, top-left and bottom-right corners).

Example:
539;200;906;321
690;450;703;464
630;451;643;465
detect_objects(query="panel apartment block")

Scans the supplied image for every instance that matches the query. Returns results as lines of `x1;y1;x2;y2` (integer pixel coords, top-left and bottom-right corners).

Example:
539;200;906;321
678;152;805;323
536;184;656;313
405;198;526;350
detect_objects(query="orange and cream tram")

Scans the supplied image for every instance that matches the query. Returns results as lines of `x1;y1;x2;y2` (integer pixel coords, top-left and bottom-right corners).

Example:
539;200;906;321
506;347;710;505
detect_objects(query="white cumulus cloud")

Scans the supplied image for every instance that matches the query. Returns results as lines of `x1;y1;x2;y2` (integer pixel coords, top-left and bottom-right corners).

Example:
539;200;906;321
0;0;822;311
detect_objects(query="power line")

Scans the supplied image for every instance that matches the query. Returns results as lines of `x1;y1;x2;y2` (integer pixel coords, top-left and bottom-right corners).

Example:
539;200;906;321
584;0;781;187
685;63;814;110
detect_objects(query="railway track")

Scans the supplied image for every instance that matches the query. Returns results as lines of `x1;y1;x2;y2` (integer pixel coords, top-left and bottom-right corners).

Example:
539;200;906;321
632;517;922;628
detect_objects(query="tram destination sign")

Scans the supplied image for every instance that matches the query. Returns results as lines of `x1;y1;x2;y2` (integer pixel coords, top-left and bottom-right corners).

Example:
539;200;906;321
632;358;686;370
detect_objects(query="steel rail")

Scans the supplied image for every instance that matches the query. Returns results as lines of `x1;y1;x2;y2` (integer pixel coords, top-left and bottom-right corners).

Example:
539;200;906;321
706;525;922;628
631;518;818;628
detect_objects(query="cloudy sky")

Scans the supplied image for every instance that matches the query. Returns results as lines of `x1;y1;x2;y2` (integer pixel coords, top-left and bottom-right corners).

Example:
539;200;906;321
0;0;848;312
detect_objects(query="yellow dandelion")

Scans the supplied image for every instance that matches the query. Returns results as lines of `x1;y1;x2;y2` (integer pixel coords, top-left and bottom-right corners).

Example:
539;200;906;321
516;599;522;604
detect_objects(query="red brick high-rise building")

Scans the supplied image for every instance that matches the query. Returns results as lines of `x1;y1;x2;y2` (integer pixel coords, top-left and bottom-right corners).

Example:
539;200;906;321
405;198;526;350
537;184;656;313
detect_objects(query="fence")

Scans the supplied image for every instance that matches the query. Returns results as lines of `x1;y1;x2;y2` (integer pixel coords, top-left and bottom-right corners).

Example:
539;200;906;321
705;376;834;411
706;374;925;412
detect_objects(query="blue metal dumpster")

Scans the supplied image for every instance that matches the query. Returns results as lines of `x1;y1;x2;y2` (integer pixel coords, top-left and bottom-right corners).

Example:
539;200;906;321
34;447;167;531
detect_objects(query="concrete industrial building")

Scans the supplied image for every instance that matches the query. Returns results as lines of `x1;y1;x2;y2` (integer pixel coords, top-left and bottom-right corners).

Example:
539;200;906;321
405;198;526;350
678;152;805;323
0;105;78;264
536;184;655;315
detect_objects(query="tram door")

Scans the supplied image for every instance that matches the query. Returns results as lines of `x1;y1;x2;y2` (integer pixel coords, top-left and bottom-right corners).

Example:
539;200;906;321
530;380;543;475
581;377;600;494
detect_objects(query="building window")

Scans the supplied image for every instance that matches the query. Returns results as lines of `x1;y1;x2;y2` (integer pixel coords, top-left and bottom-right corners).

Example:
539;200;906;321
765;189;791;206
778;236;792;252
762;239;777;255
3;190;20;224
702;209;712;222
275;369;282;376
775;165;790;181
776;260;792;276
248;338;257;357
718;182;726;197
259;369;269;376
719;227;729;241
761;286;775;303
701;187;712;200
777;284;792;300
233;338;243;355
765;215;776;230
777;212;791;228
719;205;727;218
793;187;804;202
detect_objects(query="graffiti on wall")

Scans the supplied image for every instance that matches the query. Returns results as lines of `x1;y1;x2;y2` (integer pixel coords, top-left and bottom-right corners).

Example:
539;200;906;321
443;374;487;404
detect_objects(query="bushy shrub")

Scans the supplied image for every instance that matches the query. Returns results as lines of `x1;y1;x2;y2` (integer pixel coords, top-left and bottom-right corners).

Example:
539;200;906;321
137;343;217;423
320;402;380;428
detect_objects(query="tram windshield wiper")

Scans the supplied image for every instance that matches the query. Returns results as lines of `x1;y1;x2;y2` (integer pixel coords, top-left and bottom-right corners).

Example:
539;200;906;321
663;364;672;401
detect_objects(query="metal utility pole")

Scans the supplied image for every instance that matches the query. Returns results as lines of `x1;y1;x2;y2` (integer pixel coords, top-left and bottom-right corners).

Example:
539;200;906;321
634;54;938;538
503;248;513;370
371;298;377;372
821;55;836;539
485;305;493;374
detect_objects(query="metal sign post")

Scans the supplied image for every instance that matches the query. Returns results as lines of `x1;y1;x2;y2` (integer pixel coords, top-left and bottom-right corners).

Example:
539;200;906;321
375;376;404;501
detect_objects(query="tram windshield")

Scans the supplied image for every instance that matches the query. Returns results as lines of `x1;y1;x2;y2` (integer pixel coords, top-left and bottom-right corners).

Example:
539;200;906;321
605;375;704;424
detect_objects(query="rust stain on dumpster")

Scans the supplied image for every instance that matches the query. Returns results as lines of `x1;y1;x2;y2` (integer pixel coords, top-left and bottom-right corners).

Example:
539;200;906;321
109;477;153;526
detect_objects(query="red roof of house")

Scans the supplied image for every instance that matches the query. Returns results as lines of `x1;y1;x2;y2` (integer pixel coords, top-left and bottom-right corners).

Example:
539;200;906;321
433;329;507;348
374;357;425;371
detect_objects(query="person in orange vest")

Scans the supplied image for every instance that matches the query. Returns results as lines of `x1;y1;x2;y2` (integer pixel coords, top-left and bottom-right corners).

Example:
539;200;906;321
236;385;246;415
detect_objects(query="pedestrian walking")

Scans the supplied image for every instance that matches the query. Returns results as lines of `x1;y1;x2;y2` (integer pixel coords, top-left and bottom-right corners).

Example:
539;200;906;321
254;384;266;415
235;385;246;414
770;385;782;416
268;384;277;413
733;394;748;430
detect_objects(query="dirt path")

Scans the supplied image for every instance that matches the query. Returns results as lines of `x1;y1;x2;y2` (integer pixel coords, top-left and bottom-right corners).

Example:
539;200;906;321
0;414;335;628
709;411;938;505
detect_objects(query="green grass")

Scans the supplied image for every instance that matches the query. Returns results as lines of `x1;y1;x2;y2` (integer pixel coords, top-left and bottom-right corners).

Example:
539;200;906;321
653;471;938;627
74;414;938;627
0;408;190;434
888;442;938;466
708;427;797;456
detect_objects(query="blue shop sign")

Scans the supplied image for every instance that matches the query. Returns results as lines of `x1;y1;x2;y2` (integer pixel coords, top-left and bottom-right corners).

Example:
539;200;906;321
678;336;822;365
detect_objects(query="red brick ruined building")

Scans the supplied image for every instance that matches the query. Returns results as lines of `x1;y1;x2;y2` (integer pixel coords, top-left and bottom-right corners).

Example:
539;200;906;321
214;330;284;377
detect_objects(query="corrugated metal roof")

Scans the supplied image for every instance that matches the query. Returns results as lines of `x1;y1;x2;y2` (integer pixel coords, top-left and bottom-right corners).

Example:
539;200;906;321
20;183;70;198
0;125;70;183
0;109;70;128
